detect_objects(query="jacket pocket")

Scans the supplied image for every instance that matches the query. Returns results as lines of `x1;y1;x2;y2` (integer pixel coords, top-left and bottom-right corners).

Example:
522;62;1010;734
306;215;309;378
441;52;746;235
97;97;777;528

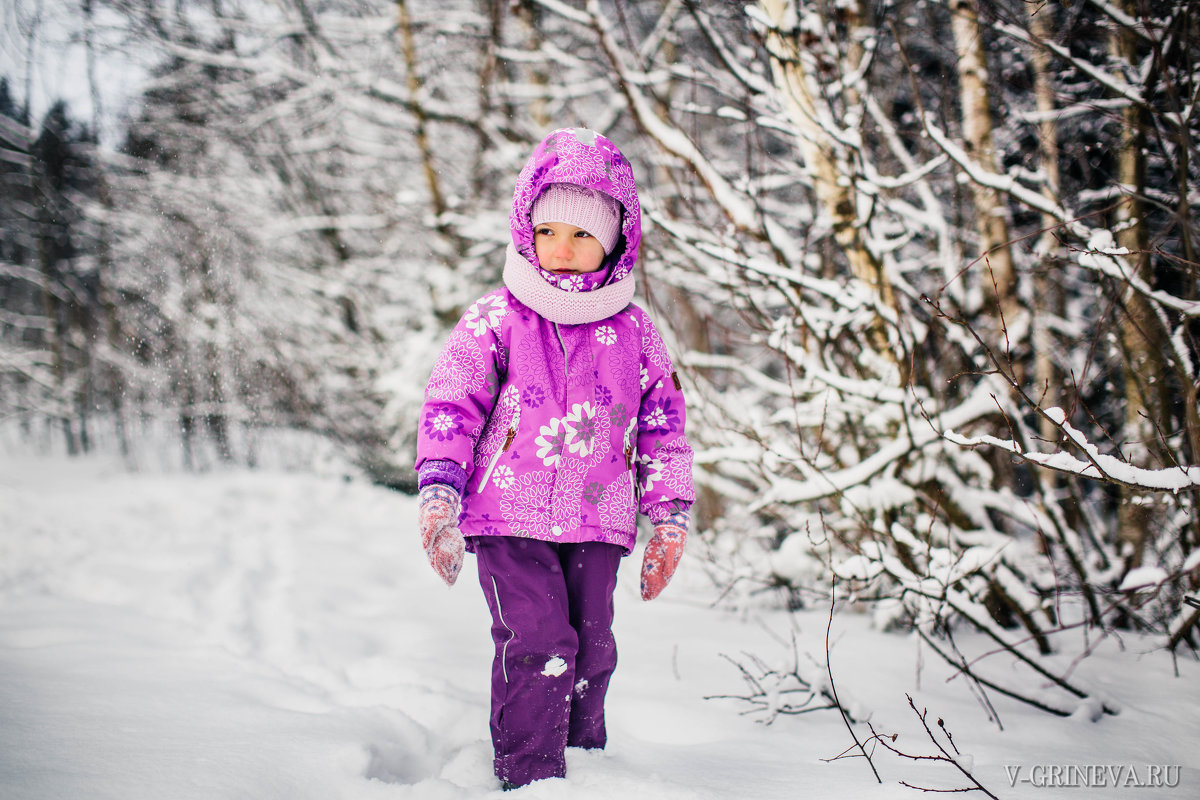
623;416;639;507
479;403;521;493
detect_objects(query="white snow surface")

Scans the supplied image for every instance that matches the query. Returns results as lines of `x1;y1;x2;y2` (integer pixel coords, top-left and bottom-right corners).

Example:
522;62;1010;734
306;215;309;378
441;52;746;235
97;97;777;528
2;452;1198;799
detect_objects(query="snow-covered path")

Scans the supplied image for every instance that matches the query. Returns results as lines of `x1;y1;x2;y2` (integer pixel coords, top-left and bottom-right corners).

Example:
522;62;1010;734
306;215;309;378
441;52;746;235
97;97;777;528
1;453;1197;798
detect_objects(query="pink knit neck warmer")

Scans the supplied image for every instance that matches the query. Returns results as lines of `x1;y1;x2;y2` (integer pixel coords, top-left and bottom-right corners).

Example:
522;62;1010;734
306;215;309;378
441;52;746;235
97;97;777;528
503;244;634;325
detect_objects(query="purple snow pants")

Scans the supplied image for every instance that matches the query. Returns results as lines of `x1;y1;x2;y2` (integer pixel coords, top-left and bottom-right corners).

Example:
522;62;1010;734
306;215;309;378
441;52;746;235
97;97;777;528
472;536;623;787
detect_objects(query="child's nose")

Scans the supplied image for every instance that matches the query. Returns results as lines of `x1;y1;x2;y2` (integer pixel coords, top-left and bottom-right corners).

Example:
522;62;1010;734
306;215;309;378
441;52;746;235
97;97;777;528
554;237;575;259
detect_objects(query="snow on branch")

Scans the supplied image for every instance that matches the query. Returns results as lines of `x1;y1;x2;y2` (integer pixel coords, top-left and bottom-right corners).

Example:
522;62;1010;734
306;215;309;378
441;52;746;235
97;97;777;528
946;407;1200;493
684;3;773;96
531;0;591;25
1073;234;1200;319
758;382;1003;506
584;0;798;263
993;19;1148;108
923;123;1069;225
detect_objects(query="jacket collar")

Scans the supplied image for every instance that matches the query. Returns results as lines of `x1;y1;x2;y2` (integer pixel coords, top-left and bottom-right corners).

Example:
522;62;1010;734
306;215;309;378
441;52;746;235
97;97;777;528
503;245;634;325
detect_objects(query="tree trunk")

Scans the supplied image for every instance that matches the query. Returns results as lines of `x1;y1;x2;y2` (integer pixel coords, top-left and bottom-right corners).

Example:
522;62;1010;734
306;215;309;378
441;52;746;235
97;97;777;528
949;0;1017;327
1111;0;1167;569
396;0;447;224
758;0;899;373
1025;3;1066;452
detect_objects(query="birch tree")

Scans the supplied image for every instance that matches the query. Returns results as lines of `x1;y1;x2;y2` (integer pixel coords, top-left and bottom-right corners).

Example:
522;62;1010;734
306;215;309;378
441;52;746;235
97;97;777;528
517;0;1199;718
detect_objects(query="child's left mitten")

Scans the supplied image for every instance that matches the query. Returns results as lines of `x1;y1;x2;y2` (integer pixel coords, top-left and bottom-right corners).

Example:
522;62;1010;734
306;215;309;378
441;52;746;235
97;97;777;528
418;484;465;586
640;511;689;601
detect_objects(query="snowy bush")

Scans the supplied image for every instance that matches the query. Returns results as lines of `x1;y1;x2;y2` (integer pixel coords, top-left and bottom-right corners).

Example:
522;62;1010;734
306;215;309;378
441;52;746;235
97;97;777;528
4;0;1198;722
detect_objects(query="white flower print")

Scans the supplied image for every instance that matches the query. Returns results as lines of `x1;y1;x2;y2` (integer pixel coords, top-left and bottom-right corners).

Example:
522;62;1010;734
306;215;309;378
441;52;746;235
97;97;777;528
536;417;568;467
640;365;650;391
644;407;669;430
563;401;600;458
492;464;515;490
637;453;665;495
426;330;486;401
561;274;585;292
500;384;520;411
595;325;617;346
464;295;509;337
500;471;556;539
554;139;606;186
549;465;585;532
599;471;635;530
641;313;674;370
659;436;695;494
428;409;459;437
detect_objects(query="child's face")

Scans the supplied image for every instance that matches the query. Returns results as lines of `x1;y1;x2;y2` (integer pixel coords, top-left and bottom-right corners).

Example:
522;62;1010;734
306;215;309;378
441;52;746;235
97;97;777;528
533;222;607;274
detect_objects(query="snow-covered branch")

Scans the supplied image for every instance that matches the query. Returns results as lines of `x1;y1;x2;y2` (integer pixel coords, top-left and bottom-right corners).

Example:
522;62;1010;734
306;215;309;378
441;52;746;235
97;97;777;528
946;412;1200;493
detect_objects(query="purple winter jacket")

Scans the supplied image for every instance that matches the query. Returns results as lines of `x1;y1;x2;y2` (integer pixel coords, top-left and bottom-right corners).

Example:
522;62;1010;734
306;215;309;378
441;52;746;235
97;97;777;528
414;128;695;554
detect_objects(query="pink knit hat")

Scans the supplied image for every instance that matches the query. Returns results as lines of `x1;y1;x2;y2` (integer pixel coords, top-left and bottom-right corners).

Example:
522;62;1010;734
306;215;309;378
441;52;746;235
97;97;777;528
531;183;622;254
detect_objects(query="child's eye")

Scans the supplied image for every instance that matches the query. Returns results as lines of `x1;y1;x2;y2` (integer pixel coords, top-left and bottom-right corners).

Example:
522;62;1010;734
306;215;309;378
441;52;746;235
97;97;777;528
574;230;593;239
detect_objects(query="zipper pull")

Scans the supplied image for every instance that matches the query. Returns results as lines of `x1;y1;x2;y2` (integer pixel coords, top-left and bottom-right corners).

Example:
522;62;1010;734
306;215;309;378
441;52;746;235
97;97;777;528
503;427;516;451
624;445;633;471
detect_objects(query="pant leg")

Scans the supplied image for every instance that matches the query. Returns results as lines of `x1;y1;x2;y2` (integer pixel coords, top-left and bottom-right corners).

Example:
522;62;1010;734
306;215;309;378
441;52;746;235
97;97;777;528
561;541;622;749
474;537;578;786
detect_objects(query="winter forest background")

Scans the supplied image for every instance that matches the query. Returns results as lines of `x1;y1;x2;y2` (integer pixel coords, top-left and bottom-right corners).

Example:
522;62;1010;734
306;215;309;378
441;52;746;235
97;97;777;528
3;0;1199;759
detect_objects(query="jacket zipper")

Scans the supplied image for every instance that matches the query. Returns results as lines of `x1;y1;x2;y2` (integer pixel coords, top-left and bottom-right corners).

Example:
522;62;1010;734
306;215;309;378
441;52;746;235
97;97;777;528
553;323;569;398
479;404;521;493
623;416;639;505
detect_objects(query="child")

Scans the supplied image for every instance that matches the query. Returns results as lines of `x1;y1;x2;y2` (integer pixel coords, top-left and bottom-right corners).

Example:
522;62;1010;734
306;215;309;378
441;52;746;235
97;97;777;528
414;127;695;789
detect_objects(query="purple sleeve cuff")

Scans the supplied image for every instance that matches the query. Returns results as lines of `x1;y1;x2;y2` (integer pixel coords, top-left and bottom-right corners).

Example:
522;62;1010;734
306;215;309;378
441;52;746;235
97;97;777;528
418;459;469;495
646;499;692;525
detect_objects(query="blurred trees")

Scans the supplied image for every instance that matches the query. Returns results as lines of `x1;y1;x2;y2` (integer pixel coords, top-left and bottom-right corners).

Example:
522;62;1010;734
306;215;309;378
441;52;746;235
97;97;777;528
1;83;105;455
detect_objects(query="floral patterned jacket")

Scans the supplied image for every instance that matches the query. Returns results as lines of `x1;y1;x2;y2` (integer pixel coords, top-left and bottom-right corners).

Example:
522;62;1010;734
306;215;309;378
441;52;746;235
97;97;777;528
414;128;695;553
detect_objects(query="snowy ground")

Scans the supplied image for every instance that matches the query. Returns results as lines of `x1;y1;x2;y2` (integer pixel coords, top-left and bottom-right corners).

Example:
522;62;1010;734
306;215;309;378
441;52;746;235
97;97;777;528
1;451;1197;799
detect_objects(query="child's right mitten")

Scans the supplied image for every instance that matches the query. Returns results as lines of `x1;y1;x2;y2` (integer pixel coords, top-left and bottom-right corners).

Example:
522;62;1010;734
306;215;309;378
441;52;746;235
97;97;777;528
418;484;465;586
640;511;689;601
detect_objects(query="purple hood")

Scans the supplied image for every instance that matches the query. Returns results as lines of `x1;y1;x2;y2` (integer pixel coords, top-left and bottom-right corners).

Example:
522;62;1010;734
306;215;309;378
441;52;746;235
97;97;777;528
510;128;641;287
